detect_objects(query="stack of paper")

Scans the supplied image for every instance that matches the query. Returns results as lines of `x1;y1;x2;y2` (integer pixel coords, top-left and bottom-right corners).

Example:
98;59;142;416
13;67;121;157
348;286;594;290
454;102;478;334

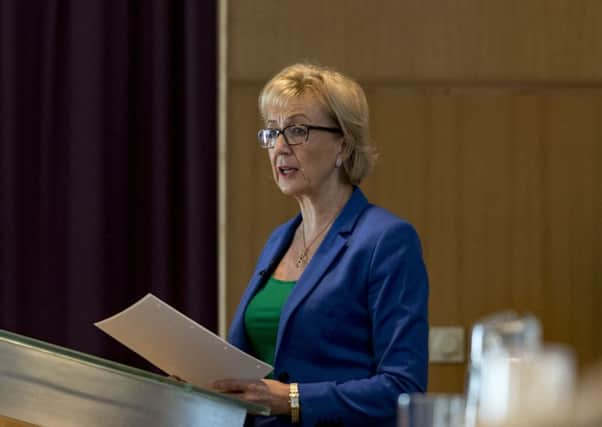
95;294;272;388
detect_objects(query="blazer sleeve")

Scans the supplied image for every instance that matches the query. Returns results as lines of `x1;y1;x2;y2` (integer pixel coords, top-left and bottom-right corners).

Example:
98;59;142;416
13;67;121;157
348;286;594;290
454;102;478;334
297;222;429;427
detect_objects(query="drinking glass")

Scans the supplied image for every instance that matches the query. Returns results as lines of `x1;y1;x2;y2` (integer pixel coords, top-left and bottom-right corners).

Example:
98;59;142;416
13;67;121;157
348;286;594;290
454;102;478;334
478;344;576;426
465;312;542;427
398;393;465;427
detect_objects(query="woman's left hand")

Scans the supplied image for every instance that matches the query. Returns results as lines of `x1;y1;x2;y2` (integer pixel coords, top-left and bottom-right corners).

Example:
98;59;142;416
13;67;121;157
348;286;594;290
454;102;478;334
212;378;291;415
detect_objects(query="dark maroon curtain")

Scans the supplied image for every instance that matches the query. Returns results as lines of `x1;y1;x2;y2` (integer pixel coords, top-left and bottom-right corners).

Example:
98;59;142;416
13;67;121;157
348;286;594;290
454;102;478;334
0;0;217;369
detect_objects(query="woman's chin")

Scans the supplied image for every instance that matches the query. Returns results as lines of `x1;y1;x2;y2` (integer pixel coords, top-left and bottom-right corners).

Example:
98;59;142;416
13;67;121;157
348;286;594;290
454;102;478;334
277;181;303;197
278;185;297;197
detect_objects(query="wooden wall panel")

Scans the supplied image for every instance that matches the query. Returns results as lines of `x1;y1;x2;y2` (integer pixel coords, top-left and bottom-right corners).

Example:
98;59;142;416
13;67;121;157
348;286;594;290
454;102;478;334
510;98;546;314
541;97;602;363
228;0;602;83
224;1;602;393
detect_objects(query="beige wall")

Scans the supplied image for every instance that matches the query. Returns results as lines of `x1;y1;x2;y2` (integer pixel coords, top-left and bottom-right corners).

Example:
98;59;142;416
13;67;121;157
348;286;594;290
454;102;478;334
222;0;602;392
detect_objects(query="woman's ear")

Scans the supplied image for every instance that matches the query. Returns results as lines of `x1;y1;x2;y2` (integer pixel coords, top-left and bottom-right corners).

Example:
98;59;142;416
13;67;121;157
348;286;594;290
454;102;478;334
338;140;351;162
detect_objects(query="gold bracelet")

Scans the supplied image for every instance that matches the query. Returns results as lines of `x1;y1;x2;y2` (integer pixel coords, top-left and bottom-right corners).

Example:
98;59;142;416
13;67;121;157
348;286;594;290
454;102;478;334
289;382;300;423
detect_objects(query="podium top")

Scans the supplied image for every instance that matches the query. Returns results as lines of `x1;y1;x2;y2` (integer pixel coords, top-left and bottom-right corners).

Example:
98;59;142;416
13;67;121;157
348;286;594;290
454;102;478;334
0;329;269;427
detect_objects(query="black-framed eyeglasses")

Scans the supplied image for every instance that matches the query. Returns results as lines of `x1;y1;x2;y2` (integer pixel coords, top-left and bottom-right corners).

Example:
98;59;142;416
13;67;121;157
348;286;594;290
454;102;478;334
257;124;342;149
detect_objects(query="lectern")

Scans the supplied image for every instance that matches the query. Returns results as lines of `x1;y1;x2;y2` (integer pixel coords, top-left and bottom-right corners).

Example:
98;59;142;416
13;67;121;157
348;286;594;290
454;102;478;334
0;330;269;426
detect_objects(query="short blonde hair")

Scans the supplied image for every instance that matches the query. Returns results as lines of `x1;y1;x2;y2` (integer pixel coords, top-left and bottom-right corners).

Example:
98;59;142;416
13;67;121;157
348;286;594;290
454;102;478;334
259;63;377;185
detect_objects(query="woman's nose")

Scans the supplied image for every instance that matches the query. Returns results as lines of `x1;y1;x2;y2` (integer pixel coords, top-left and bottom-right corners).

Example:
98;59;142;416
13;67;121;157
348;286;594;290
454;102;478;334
272;133;291;153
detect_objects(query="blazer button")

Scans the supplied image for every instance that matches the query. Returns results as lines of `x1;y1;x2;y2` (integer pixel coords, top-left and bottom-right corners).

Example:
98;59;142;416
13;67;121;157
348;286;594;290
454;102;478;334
278;372;290;382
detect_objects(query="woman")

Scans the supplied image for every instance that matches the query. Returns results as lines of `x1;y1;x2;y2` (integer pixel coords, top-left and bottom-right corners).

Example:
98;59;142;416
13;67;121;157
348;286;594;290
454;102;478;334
213;63;429;427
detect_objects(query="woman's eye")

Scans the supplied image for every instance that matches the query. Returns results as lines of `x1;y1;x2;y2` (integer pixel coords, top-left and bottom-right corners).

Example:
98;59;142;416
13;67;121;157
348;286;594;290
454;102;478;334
289;126;307;136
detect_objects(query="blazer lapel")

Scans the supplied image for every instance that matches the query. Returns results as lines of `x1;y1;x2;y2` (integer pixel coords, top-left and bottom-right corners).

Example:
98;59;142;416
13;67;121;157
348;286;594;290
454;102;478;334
273;188;371;361
228;216;301;351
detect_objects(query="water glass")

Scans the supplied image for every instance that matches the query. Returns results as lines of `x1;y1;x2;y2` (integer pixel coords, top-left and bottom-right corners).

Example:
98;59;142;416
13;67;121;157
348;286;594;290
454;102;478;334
398;393;465;427
478;344;576;426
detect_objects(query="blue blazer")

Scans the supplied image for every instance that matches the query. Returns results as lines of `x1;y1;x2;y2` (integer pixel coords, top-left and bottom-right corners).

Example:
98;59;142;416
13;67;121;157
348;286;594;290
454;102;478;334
228;188;429;427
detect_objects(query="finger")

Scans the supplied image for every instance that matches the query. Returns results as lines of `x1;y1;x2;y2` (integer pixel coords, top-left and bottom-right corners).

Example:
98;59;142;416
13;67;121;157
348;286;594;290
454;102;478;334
243;390;262;402
212;379;253;392
247;382;265;392
246;388;275;405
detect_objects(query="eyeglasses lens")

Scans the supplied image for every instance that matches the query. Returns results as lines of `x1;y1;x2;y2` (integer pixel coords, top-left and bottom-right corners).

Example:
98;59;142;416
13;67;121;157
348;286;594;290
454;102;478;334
257;125;309;148
258;129;276;148
284;126;308;145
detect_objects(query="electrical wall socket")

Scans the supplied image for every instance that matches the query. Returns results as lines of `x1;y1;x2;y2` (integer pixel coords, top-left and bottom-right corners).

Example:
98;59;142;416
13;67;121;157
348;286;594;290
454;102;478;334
429;326;465;363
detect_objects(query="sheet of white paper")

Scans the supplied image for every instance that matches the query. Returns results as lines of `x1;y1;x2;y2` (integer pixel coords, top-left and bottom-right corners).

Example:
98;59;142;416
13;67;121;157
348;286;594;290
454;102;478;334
95;294;272;387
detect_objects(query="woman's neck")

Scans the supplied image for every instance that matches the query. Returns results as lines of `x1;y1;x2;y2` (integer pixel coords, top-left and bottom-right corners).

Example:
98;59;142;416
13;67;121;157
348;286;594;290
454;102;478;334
295;183;353;236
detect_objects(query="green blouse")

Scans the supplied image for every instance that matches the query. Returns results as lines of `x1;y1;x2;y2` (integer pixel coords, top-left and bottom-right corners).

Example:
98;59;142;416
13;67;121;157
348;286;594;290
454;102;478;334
244;276;296;367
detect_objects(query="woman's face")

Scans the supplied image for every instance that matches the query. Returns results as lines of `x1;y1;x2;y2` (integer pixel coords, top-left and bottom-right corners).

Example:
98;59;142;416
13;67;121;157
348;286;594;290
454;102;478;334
265;93;345;199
